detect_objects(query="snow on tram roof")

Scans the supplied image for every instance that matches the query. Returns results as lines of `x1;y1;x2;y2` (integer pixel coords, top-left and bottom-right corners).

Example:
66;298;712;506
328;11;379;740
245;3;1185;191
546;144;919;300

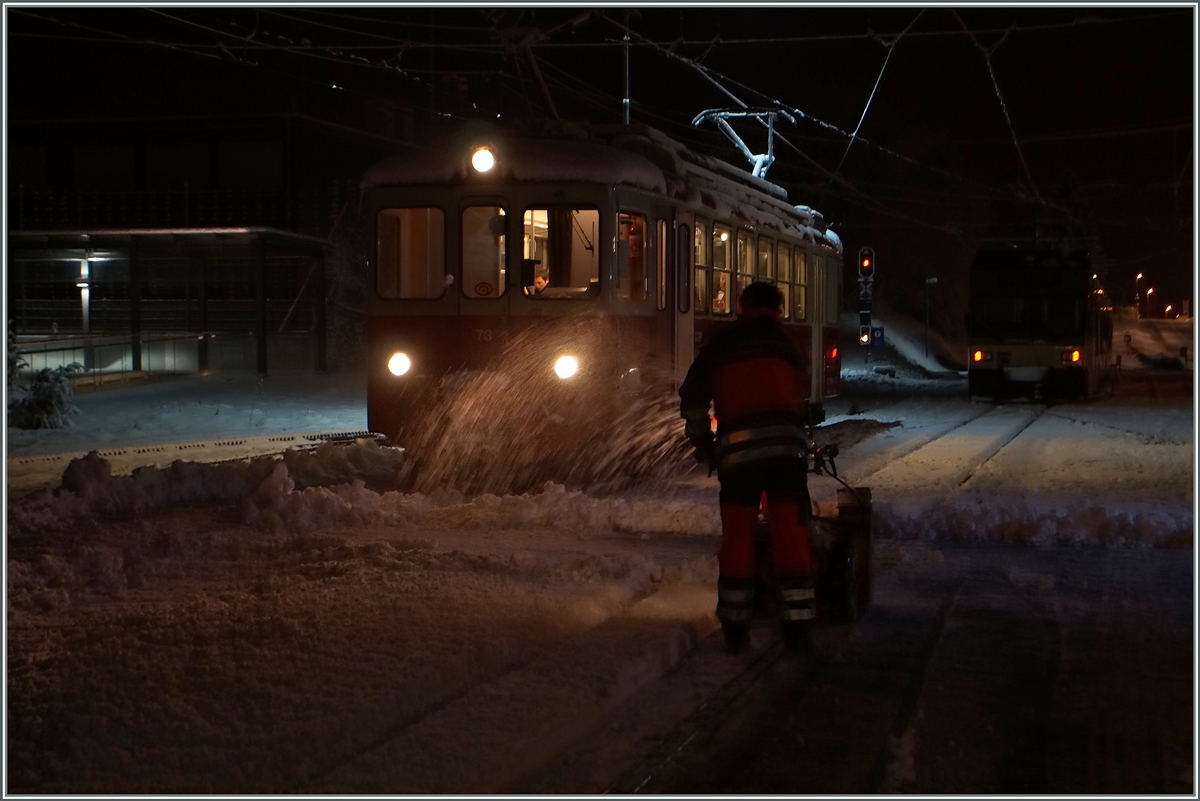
361;122;841;254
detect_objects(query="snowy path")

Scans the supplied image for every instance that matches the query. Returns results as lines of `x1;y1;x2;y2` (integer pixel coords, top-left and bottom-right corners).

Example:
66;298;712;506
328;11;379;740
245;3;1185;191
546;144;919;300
582;544;1192;795
5;379;1193;793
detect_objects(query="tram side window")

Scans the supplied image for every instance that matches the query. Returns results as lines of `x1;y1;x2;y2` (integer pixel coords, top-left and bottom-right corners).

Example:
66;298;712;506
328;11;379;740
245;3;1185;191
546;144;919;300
523;207;600;299
656;219;668;311
694;221;709;315
462;206;506;298
793;250;808;321
377;208;445;299
736;232;753;297
757;237;774;282
777;244;792;320
712;225;733;315
617;212;647;302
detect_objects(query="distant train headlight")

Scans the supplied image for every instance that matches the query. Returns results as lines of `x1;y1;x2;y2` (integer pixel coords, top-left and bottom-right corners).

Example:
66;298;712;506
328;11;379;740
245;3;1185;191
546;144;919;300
554;355;579;379
471;146;495;173
388;352;412;376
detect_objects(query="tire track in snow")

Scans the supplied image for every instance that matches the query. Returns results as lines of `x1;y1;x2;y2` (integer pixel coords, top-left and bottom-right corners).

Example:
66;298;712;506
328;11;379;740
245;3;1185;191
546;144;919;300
854;405;1044;494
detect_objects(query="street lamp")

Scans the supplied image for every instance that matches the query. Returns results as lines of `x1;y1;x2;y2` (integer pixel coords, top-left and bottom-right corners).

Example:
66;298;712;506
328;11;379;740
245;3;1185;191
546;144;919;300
1135;272;1144;317
1165;304;1173;317
1146;287;1155;317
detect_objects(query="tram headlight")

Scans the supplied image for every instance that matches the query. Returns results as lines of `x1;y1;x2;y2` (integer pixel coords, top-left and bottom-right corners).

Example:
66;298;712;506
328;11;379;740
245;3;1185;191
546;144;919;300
554;355;579;379
471;146;495;173
388;351;412;376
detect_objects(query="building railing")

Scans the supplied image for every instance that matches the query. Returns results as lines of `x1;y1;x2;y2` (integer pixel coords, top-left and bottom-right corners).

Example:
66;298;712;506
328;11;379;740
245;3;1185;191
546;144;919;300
13;329;319;380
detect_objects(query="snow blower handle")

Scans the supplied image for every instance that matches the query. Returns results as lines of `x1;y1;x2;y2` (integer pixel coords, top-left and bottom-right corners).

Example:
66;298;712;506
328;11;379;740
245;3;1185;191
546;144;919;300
807;443;840;477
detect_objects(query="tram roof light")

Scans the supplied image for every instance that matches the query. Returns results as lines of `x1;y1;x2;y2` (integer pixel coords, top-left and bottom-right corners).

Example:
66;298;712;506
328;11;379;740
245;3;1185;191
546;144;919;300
471;146;496;173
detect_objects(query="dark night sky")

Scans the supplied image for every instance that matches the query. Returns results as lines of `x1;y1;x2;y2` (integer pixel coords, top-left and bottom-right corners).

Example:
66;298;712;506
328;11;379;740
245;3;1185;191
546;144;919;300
7;5;1195;322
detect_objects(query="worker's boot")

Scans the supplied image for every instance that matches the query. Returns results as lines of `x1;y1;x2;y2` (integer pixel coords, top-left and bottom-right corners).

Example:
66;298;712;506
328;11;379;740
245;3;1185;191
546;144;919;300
778;576;816;655
716;577;754;654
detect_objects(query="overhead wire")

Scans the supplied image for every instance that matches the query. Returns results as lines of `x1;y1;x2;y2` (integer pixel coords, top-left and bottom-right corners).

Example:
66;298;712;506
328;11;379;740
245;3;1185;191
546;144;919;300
950;10;1044;208
833;9;924;179
600;13;975;237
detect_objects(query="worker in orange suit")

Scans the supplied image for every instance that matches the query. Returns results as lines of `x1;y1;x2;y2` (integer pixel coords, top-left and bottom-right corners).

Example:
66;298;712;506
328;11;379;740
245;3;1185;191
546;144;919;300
679;281;815;654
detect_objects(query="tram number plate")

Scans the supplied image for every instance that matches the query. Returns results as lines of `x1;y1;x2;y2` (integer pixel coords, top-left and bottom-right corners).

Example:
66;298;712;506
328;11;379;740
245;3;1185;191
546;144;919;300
476;329;493;342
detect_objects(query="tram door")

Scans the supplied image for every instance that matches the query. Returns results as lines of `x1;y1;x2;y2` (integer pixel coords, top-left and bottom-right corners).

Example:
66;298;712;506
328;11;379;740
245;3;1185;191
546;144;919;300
655;207;694;387
672;211;695;386
809;250;825;404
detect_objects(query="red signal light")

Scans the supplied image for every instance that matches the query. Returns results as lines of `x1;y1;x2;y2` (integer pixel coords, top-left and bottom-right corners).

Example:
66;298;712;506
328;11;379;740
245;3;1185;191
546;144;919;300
830;347;839;360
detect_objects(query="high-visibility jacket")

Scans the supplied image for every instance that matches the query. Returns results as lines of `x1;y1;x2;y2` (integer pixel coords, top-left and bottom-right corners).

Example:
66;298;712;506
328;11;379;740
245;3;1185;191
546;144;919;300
679;310;810;473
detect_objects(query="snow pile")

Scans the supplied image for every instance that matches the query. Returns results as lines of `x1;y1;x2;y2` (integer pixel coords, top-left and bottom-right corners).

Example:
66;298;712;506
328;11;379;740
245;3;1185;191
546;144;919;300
7;440;407;537
7;441;718;539
873;494;1193;549
1113;317;1193;368
243;472;720;535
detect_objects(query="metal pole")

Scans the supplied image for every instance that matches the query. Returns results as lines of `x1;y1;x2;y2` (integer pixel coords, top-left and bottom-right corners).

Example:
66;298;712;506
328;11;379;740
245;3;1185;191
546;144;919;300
622;10;630;124
923;276;937;358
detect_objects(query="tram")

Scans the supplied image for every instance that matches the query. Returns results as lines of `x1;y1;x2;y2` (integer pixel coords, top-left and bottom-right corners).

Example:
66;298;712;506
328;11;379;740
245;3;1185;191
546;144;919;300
360;121;843;444
966;240;1113;401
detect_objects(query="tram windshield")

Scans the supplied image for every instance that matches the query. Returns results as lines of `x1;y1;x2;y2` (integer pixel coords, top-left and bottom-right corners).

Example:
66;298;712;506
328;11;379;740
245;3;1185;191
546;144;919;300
970;295;1085;339
377;208;445;299
523;207;600;299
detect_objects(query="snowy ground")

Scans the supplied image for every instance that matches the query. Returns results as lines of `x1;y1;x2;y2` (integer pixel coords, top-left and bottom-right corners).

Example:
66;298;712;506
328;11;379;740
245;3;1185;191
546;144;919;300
4;315;1194;793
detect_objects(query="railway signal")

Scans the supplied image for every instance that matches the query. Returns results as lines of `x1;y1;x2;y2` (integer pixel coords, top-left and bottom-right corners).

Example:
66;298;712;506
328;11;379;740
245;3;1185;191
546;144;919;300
857;248;875;281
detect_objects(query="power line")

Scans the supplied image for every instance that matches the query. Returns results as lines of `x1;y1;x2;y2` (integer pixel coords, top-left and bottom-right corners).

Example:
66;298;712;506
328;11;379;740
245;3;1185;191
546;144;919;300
951;10;1045;209
833;10;924;180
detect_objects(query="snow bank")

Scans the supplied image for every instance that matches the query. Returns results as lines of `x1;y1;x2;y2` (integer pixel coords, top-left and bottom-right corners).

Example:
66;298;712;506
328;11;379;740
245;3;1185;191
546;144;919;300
874;494;1193;549
9;443;1191;551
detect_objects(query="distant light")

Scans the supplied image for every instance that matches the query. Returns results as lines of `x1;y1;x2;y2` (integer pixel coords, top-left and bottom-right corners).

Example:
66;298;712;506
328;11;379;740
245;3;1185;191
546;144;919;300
1071;350;1081;363
554;355;578;379
1136;273;1143;280
75;282;89;288
388;352;411;376
331;84;341;90
1092;274;1098;279
1147;287;1154;296
471;146;495;173
1165;305;1173;313
859;331;870;344
829;348;838;361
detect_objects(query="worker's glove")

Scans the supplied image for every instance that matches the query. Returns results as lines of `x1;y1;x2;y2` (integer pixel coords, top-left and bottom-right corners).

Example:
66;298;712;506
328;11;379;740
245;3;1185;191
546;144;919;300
684;420;716;469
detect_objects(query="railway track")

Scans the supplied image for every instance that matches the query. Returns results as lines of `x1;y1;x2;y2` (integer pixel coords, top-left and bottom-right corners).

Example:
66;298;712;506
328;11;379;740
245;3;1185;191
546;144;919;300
839;403;1045;494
